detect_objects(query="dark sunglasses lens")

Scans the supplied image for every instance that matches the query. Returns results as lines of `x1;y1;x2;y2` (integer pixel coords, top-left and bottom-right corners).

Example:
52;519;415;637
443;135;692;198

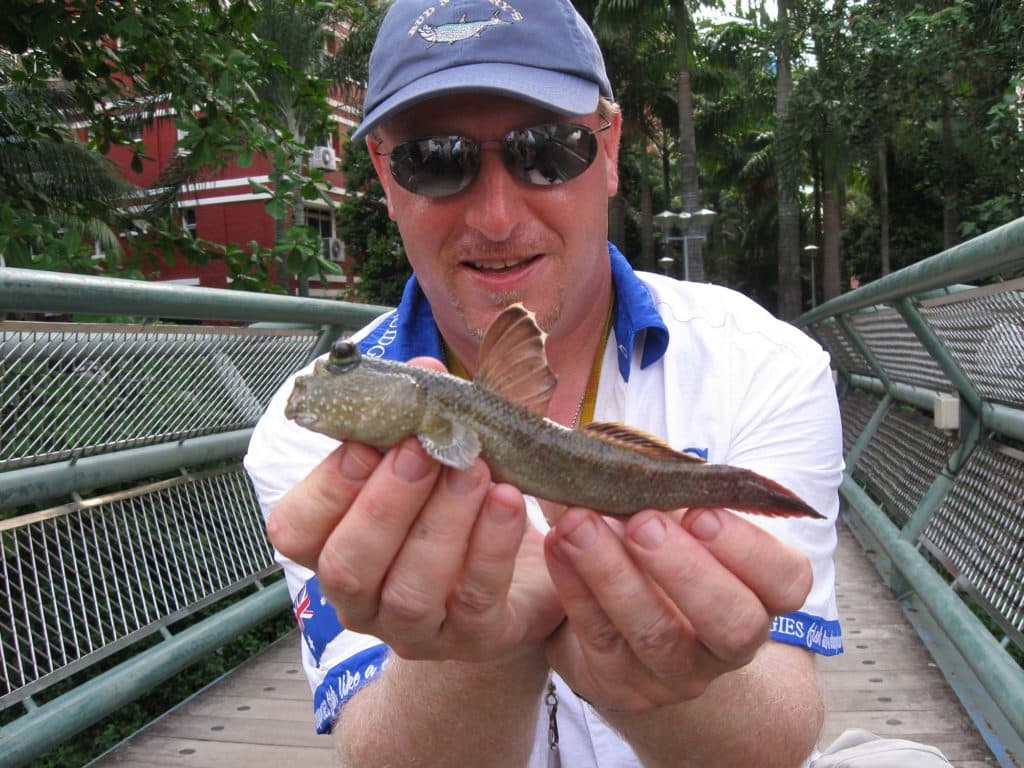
389;137;479;198
504;124;598;185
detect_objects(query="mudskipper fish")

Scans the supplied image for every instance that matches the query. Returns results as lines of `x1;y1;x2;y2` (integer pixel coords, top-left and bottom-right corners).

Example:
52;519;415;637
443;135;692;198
286;304;821;519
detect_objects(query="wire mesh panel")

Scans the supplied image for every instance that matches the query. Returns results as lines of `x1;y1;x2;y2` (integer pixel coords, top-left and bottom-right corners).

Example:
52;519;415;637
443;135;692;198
813;317;871;375
838;389;883;455
0;322;318;471
0;464;275;706
919;279;1024;408
849;306;952;391
852;405;957;527
923;443;1024;647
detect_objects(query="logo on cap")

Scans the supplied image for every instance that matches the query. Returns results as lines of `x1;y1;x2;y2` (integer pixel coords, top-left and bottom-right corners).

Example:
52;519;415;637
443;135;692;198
408;1;524;48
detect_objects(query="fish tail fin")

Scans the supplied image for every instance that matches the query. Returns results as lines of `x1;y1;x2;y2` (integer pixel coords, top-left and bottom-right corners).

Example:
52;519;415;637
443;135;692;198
736;473;823;519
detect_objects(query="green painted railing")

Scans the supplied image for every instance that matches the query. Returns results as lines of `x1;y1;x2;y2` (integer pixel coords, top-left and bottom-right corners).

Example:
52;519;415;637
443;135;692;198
795;216;1024;767
0;269;388;767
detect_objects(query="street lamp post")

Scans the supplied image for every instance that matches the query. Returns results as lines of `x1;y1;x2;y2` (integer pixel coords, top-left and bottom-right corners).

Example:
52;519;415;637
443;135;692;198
803;244;819;308
654;208;716;281
654;210;690;279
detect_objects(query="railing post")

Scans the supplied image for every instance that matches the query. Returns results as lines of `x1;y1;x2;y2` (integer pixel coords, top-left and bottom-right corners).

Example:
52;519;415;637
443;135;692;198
836;313;893;394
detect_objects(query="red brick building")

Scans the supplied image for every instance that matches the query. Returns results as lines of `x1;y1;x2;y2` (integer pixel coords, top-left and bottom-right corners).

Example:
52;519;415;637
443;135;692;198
104;33;362;297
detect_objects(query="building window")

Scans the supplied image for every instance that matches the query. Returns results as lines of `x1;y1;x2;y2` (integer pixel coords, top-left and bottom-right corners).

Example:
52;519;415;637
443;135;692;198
307;208;343;261
306;209;333;238
182;208;197;237
174;126;190;157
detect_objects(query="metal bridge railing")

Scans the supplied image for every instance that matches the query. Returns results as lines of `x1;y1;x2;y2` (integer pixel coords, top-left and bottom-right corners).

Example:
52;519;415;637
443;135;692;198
795;216;1024;766
0;268;389;766
1;323;318;470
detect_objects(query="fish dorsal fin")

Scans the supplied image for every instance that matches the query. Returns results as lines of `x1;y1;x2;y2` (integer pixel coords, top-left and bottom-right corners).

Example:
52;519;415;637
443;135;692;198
581;422;706;463
474;303;557;417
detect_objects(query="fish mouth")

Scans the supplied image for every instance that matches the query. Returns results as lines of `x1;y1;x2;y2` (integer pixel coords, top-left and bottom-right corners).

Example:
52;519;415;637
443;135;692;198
291;413;318;428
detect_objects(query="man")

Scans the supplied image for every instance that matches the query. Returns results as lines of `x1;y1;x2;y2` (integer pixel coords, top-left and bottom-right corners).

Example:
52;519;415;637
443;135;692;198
245;1;846;765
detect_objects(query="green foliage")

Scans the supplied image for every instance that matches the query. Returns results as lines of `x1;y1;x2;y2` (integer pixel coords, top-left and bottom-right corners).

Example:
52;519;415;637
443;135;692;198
790;0;1024;274
0;0;379;293
336;133;409;305
590;0;1024;310
358;231;411;306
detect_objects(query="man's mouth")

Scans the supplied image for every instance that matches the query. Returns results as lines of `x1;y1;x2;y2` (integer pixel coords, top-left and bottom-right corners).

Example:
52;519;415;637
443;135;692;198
465;255;541;273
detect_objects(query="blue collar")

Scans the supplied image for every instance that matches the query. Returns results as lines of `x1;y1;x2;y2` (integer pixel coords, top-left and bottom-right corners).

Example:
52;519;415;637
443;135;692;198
358;243;669;381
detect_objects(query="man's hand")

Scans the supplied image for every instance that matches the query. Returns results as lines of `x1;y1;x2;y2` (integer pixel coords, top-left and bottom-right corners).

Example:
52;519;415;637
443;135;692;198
544;505;813;711
266;358;564;663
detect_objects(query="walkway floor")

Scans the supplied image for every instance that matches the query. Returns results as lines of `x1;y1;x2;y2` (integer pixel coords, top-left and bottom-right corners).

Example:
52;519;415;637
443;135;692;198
93;520;999;767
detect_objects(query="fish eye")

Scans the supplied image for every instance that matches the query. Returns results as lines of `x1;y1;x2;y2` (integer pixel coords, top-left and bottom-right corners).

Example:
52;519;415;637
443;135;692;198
327;340;361;373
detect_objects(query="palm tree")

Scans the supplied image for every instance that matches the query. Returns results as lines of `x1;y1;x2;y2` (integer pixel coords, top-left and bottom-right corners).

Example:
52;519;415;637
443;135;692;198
575;1;678;270
253;0;345;295
591;0;719;280
774;0;802;319
0;72;137;269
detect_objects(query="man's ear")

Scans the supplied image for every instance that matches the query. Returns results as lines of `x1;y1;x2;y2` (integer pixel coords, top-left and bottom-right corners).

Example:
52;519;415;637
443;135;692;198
366;136;397;220
602;110;622;198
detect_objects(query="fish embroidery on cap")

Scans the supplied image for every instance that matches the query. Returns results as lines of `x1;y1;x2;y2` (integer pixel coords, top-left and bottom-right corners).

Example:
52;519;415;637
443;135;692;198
407;1;524;48
420;10;509;46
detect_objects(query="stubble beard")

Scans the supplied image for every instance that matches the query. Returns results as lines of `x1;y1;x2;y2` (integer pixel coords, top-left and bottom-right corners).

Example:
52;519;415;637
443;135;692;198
450;284;565;340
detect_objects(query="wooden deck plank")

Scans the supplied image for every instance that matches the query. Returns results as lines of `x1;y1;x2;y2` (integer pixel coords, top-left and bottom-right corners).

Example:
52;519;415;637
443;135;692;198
93;736;335;767
96;519;1000;766
818;522;999;765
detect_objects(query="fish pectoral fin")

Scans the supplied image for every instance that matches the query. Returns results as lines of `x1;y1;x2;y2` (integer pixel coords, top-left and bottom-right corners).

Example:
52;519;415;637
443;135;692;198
474;303;557;418
418;411;482;471
581;422;707;463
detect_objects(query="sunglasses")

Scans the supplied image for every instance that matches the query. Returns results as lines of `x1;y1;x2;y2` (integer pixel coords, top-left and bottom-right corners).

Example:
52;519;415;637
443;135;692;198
378;120;612;199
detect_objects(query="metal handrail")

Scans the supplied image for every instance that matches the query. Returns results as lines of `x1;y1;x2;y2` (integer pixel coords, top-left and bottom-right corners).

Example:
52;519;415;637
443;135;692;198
0;269;393;767
795;215;1024;763
0;267;391;325
798;216;1024;325
0;581;290;766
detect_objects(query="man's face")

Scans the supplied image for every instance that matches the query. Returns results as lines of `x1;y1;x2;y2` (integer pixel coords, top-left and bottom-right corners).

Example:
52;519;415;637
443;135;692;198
369;93;621;345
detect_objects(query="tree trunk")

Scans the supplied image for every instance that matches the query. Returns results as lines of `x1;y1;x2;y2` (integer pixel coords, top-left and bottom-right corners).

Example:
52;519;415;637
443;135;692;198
673;0;704;281
807;142;823;307
640;175;655;272
820;114;843;300
877;139;890;276
274;217;290;292
292;199;310;298
775;0;801;320
941;79;960;250
822;186;842;300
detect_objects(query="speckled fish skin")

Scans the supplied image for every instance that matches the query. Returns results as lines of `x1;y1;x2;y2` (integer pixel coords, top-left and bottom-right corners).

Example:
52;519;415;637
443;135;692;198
285;352;821;519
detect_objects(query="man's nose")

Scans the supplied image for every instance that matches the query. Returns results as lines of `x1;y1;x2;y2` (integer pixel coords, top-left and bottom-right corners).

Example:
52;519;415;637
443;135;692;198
462;147;522;241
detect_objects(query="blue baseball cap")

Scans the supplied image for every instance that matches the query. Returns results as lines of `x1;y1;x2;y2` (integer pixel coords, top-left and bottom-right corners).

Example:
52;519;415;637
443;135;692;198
351;0;613;141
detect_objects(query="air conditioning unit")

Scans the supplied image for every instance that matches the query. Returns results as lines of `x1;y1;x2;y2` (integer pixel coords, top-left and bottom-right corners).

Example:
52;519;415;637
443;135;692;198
310;145;337;171
322;237;345;262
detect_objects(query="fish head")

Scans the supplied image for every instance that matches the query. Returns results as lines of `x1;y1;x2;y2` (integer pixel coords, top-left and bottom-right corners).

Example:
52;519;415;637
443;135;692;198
285;341;426;447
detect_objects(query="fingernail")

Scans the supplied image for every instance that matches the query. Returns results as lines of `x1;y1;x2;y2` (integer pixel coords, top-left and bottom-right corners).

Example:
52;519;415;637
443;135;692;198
393;440;432;481
685;508;722;541
338;445;374;481
445;464;482;495
483;494;519;524
561;511;598;550
631;515;666;549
